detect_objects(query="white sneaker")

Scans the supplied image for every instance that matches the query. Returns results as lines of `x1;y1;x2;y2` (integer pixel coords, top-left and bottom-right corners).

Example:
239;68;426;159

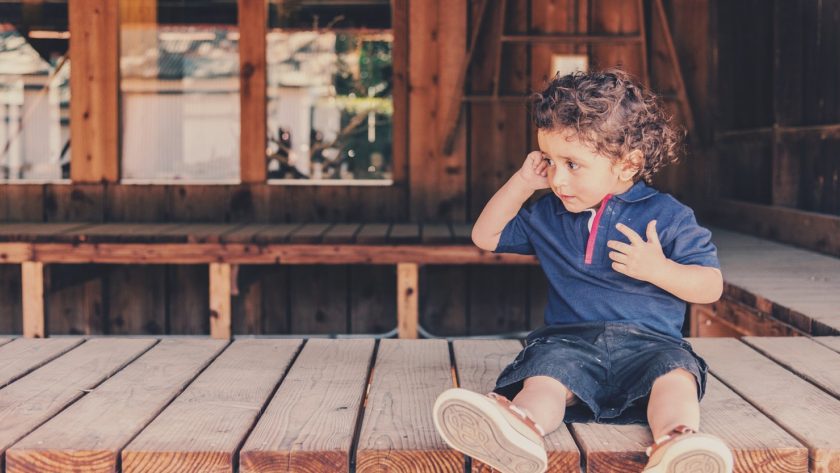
432;388;548;473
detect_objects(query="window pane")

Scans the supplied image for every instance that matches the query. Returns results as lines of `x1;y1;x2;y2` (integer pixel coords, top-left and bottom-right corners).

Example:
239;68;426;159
266;1;393;183
0;12;70;182
120;1;239;182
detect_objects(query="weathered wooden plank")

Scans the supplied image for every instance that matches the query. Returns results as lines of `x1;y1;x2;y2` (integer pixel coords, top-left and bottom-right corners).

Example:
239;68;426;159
60;223;184;243
68;0;119;182
815;336;840;354
451;223;472;243
21;262;44;338
107;265;166;335
0;223;93;242
421;223;453;244
220;223;275;244
572;372;808;473
389;223;421;243
349;265;396;335
741;336;840;399
252;224;304;244
160;223;246;243
0;339;156;458
6;339;228;473
18;243;538;265
121;339;302;473
690;337;840;473
209;262;232;339
355;224;391;244
289;265;347;334
356;339;461;472
168;265;209;335
322;223;362;243
288;223;333;244
0;337;84;389
453;339;581;472
240;339;374;472
397;263;418;338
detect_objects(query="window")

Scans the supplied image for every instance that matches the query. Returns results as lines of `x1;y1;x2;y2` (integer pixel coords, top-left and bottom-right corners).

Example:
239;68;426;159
0;11;70;182
120;1;240;183
266;1;393;184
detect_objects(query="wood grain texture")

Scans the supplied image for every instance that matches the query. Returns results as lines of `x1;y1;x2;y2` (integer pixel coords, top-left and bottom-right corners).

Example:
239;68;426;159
356;339;462;472
121;339;302;473
0;337;83;388
690;337;840;473
240;339;374;472
0;338;156;457
6;339;227;473
238;0;268;183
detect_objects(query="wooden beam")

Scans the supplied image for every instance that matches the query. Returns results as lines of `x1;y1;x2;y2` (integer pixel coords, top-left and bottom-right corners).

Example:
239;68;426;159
652;0;696;138
238;0;268;183
396;263;418;338
0;242;539;264
701;199;840;259
391;0;409;188
69;0;120;182
21;262;45;338
209;262;232;339
441;0;489;155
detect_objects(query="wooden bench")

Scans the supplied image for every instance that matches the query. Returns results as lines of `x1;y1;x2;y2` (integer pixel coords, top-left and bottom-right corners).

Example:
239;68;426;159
2;222;838;339
0;335;837;472
690;227;840;337
0;223;535;339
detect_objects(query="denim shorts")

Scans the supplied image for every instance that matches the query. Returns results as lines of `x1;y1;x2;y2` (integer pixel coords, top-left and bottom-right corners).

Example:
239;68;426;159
492;321;709;425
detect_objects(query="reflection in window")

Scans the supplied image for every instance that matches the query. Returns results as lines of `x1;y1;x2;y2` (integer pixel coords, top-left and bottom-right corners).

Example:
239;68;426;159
266;1;393;183
0;23;70;181
120;3;240;182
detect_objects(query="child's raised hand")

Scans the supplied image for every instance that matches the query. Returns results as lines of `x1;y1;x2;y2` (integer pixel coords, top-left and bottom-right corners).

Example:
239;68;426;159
606;221;668;282
516;151;550;190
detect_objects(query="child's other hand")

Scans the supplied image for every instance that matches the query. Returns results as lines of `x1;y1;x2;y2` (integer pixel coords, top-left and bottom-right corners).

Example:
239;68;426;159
607;221;667;282
516;151;550;190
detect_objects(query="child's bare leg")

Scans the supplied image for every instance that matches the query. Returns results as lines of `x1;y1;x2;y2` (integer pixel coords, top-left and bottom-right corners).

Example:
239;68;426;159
511;375;577;435
646;368;700;438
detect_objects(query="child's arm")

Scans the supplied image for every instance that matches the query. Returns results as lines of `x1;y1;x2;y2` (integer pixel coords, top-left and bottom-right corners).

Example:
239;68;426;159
472;151;549;251
606;221;723;304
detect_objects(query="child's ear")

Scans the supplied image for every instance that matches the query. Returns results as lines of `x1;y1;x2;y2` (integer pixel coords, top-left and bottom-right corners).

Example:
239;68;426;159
619;150;644;181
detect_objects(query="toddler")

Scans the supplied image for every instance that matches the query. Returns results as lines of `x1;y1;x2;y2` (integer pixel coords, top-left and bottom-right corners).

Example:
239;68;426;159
433;69;733;473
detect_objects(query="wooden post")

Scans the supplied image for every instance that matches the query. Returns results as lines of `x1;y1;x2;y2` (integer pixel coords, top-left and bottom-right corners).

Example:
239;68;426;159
397;263;418;339
238;0;268;183
69;0;120;182
21;262;45;338
209;263;232;339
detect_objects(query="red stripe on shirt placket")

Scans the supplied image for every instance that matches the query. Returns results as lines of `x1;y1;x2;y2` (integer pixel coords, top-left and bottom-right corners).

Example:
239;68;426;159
584;194;613;264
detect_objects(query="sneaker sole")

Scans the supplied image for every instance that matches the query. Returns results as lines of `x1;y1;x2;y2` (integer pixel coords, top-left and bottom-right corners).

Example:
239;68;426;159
432;388;547;473
649;434;733;473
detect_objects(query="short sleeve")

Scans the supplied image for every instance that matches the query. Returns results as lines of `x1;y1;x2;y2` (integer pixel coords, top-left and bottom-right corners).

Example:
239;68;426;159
492;203;536;255
662;210;720;269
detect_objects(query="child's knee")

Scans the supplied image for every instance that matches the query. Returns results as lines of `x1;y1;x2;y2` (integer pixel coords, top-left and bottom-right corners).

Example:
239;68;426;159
523;375;578;404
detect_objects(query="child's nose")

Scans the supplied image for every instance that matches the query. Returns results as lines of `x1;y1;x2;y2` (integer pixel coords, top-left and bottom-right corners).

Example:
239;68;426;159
551;167;569;187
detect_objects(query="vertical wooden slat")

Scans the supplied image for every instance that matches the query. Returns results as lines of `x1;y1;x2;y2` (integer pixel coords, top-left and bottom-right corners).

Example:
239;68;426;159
391;0;409;190
209;263;232;339
238;0;268;183
21;262;45;338
68;0;120;182
397;263;418;338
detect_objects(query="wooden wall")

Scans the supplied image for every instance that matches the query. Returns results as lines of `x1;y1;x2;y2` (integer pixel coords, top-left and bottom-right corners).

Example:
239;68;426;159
1;0;722;336
700;0;840;257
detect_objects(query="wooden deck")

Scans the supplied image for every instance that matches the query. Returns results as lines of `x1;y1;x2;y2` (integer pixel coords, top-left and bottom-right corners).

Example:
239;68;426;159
0;336;838;472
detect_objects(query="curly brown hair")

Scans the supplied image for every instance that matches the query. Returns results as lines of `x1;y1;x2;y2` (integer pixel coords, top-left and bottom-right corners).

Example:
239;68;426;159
530;68;685;183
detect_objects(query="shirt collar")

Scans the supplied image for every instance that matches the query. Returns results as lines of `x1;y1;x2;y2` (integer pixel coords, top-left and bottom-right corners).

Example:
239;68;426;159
554;181;658;215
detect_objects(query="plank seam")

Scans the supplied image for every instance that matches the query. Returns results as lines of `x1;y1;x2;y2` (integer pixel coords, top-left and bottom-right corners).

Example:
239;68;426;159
231;338;308;473
348;338;381;473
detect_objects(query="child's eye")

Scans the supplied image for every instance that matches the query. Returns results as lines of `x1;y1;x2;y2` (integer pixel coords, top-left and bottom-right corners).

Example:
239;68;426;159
566;160;579;170
543;157;555;167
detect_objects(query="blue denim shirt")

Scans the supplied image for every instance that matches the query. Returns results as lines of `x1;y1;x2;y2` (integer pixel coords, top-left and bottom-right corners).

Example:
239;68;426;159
494;181;720;339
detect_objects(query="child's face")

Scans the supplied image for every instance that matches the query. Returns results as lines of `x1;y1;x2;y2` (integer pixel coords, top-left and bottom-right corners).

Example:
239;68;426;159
537;129;637;212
